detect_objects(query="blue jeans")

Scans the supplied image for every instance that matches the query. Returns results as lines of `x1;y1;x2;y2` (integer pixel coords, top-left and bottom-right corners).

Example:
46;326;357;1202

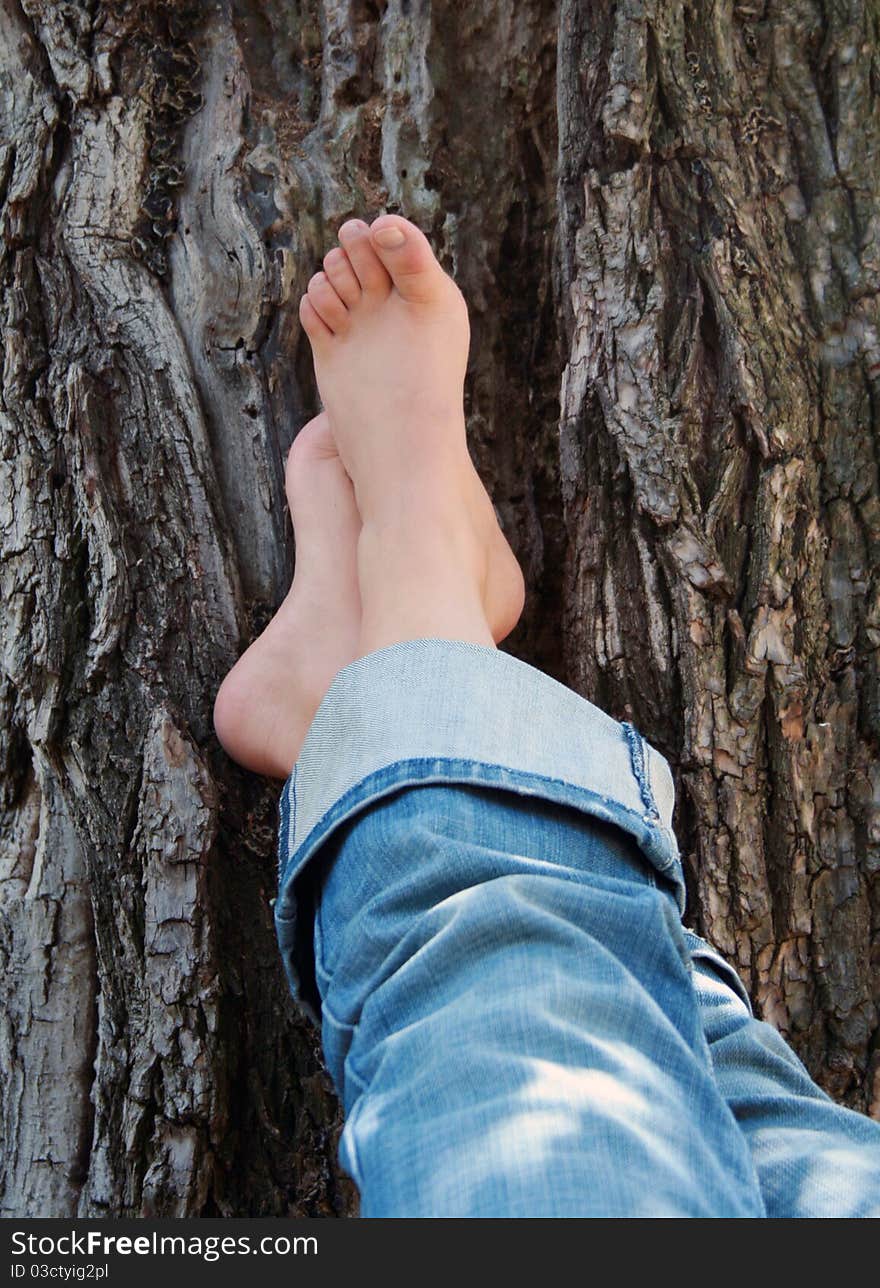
274;640;880;1217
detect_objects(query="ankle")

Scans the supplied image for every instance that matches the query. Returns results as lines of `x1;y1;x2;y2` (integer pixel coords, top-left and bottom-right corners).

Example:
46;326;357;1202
356;515;495;653
351;430;472;525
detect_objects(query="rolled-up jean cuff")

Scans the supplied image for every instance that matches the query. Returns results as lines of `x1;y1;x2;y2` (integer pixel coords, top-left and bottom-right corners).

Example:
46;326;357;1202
274;638;686;1026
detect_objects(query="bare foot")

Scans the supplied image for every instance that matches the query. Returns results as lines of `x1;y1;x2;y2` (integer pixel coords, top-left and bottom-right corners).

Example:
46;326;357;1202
299;214;525;653
213;413;362;778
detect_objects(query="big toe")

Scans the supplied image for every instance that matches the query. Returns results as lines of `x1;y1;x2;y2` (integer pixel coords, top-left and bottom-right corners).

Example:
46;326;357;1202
337;219;392;296
284;412;360;540
369;215;452;305
286;411;338;480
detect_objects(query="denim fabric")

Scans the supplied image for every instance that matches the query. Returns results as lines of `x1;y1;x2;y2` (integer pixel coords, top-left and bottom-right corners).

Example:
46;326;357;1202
687;934;880;1217
276;640;682;1025
275;640;880;1217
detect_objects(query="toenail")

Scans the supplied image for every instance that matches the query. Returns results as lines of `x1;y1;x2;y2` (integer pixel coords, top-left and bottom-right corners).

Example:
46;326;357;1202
339;220;368;239
373;225;406;249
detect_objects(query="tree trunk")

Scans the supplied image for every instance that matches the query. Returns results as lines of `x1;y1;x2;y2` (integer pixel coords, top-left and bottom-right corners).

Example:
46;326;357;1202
1;0;877;1217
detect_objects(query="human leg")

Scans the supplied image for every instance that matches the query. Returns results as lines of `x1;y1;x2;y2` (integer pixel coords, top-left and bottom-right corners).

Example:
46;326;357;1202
274;639;766;1217
301;213;524;654
225;215;763;1216
686;930;880;1217
217;213;876;1217
214;215;523;778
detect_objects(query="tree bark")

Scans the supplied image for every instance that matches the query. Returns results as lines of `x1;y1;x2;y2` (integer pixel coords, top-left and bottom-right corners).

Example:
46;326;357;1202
1;0;877;1217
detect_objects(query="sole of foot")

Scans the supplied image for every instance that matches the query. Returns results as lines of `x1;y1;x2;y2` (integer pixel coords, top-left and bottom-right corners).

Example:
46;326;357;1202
213;413;362;779
300;213;525;650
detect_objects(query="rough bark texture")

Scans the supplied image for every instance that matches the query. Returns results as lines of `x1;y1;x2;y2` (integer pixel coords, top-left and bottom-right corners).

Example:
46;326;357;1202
0;0;877;1217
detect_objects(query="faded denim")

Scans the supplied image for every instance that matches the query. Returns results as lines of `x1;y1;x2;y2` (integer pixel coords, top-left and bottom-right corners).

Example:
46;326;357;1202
275;640;880;1217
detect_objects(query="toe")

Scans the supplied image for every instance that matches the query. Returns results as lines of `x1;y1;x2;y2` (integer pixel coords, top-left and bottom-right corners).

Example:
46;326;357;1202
286;413;338;487
337;219;392;296
299;294;332;347
323;247;362;308
284;413;360;546
368;214;450;304
307;271;350;333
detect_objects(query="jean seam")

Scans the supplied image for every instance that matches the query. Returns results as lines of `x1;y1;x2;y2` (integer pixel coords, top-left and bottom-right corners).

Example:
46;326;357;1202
314;897;328;990
684;932;755;1015
319;980;357;1029
276;767;298;884
340;1095;367;1193
344;1057;370;1096
620;722;661;822
276;774;291;884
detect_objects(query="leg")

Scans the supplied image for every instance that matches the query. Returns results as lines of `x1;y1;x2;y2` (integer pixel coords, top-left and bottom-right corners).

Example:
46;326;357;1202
301;214;525;654
213;218;523;779
686;931;880;1218
309;780;764;1216
232;215;757;1215
283;221;762;1212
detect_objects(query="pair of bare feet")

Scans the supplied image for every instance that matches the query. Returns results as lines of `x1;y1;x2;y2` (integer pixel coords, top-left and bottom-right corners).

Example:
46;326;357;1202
213;214;525;779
